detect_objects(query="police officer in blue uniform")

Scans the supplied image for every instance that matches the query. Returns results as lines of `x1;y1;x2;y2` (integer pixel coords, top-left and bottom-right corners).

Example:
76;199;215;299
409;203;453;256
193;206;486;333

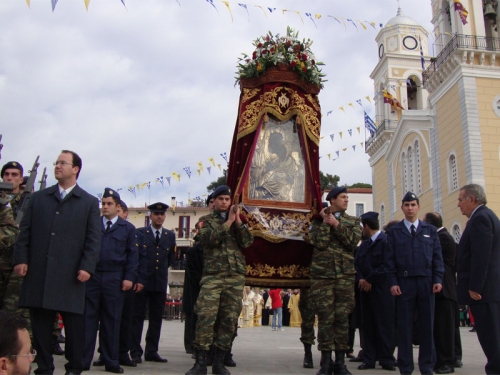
355;211;396;371
385;192;444;375
130;202;176;364
82;188;139;374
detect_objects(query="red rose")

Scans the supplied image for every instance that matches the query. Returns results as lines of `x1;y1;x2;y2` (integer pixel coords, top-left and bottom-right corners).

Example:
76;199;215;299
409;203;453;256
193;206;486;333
270;48;275;53
302;67;307;72
252;51;257;60
262;49;267;54
302;54;308;61
290;61;297;67
311;59;316;65
257;43;263;48
266;35;270;41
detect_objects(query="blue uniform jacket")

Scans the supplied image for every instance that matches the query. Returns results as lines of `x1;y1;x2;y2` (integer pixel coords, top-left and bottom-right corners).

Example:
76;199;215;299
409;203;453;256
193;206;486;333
355;231;389;285
385;220;444;287
137;226;176;293
96;216;138;282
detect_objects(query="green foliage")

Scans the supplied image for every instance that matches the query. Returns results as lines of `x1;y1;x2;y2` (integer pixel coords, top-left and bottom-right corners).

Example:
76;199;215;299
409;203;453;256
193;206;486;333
206;169;227;192
347;182;372;189
319;171;340;191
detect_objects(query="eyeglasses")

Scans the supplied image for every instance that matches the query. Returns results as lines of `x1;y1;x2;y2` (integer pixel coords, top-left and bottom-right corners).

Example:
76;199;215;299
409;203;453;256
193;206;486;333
9;348;37;361
53;161;74;167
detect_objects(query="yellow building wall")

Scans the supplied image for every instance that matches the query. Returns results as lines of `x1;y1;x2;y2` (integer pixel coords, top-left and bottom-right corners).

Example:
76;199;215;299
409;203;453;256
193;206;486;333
476;77;500;212
372;157;389;224
435;82;468;230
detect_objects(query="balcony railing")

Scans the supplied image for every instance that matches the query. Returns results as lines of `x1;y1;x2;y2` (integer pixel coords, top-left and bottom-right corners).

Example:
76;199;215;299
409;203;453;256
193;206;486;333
365;120;387;150
423;34;500;84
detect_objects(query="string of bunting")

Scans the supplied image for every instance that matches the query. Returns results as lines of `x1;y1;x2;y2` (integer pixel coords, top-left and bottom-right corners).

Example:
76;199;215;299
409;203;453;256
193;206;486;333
96;153;228;201
23;0;387;31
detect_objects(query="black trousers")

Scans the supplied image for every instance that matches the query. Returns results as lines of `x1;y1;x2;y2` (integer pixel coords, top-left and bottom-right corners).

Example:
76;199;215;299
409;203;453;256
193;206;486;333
470;301;500;375
184;311;193;353
119;289;136;361
130;290;166;358
433;298;456;369
30;308;84;375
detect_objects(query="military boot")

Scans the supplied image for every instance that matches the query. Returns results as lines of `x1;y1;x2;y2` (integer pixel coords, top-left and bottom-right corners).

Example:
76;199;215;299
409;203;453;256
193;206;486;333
212;347;230;375
223;352;236;367
205;345;216;366
185;349;208;375
303;343;313;368
316;350;333;375
333;351;352;375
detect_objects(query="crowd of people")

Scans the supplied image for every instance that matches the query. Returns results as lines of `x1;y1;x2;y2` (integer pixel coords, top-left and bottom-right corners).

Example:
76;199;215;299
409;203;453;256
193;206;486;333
1;150;500;375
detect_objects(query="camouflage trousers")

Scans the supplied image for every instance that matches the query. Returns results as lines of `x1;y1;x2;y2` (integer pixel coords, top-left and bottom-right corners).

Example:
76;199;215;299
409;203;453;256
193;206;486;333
299;287;316;346
193;275;244;351
310;277;355;351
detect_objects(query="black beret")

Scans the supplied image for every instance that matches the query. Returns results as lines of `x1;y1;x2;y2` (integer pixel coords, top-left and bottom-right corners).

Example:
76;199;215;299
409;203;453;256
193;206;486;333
361;211;379;222
148;202;169;213
103;187;120;200
212;185;231;199
1;161;23;177
205;193;213;206
326;186;347;201
402;191;418;203
119;200;128;211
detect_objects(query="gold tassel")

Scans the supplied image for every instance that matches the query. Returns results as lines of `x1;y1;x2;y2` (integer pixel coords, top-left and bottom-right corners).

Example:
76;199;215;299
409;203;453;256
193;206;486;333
262;113;269;130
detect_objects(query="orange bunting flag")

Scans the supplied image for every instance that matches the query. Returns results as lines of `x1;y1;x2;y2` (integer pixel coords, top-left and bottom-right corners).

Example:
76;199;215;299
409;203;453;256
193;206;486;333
221;1;233;22
84;0;90;10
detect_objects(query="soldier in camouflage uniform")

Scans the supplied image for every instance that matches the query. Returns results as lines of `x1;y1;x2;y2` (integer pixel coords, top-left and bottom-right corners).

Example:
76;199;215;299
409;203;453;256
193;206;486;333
0;200;20;304
186;185;253;375
308;186;362;375
299;286;316;368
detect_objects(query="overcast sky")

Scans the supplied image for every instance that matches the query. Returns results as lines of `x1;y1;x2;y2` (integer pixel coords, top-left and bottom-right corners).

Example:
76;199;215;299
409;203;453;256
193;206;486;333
0;0;433;207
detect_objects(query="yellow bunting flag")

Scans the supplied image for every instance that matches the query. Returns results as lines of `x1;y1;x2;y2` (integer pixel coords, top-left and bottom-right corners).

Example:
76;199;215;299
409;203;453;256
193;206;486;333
339;132;343;139
197;161;204;171
84;0;90;10
295;11;304;24
357;20;367;30
141;182;147;189
217;164;221;171
136;184;140;191
208;157;215;166
26;0;30;8
342;148;347;152
339;106;345;113
348;103;354;108
221;1;233;22
360;142;364;147
357;127;361;134
327;153;331;160
197;170;201;177
315;14;321;19
365;96;372;103
255;5;267;18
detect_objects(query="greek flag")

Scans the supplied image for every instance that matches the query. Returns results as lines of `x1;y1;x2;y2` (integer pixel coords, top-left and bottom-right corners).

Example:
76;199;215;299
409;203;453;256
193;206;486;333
364;112;377;136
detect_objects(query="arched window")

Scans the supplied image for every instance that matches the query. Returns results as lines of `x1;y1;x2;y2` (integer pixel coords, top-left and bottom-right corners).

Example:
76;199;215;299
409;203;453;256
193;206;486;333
408;147;414;192
414;140;422;194
380;204;386;227
448;153;459;192
402;152;408;194
452;224;462;244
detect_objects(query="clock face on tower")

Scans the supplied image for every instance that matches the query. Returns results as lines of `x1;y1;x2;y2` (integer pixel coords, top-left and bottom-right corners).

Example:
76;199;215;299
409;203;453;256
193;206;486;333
403;36;418;50
379;43;385;58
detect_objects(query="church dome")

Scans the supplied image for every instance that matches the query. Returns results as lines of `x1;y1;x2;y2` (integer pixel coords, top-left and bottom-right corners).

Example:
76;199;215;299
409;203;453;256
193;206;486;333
385;7;419;27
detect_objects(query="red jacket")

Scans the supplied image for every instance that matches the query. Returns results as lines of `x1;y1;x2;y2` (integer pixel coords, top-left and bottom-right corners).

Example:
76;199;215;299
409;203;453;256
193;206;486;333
269;289;282;309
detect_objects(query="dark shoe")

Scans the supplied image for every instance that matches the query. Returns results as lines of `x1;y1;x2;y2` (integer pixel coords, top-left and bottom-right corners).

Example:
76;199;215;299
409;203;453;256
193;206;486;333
93;358;105;366
435;365;454;374
303;343;313;369
316;350;333;375
119;358;137;367
358;363;375;370
454;359;463;368
224;352;236;367
105;366;124;374
212;347;230;375
145;353;168;363
381;364;396;371
65;372;82;375
82;367;90;372
131;356;142;364
186;349;208;375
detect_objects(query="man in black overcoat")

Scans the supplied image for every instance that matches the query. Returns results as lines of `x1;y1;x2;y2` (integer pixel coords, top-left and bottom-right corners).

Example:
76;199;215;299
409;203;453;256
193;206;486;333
13;150;101;375
457;184;500;375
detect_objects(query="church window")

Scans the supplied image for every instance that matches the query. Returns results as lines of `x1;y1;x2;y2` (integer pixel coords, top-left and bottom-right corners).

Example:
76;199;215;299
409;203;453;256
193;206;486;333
414;140;422;194
452;224;462;243
380;204;386;226
448;153;459;192
408;147;414;192
402;152;408;194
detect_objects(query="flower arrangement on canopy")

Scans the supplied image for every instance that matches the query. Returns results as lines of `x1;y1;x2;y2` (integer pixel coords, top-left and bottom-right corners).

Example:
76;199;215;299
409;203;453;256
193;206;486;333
235;26;327;88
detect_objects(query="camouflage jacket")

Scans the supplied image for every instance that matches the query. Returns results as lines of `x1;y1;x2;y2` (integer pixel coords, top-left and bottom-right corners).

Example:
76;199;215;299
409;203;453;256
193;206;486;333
197;210;254;283
308;212;362;279
9;193;21;221
0;203;19;250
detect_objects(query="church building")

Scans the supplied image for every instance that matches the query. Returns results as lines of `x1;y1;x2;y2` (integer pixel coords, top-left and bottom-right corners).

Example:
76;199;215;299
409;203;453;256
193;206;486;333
366;0;500;241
